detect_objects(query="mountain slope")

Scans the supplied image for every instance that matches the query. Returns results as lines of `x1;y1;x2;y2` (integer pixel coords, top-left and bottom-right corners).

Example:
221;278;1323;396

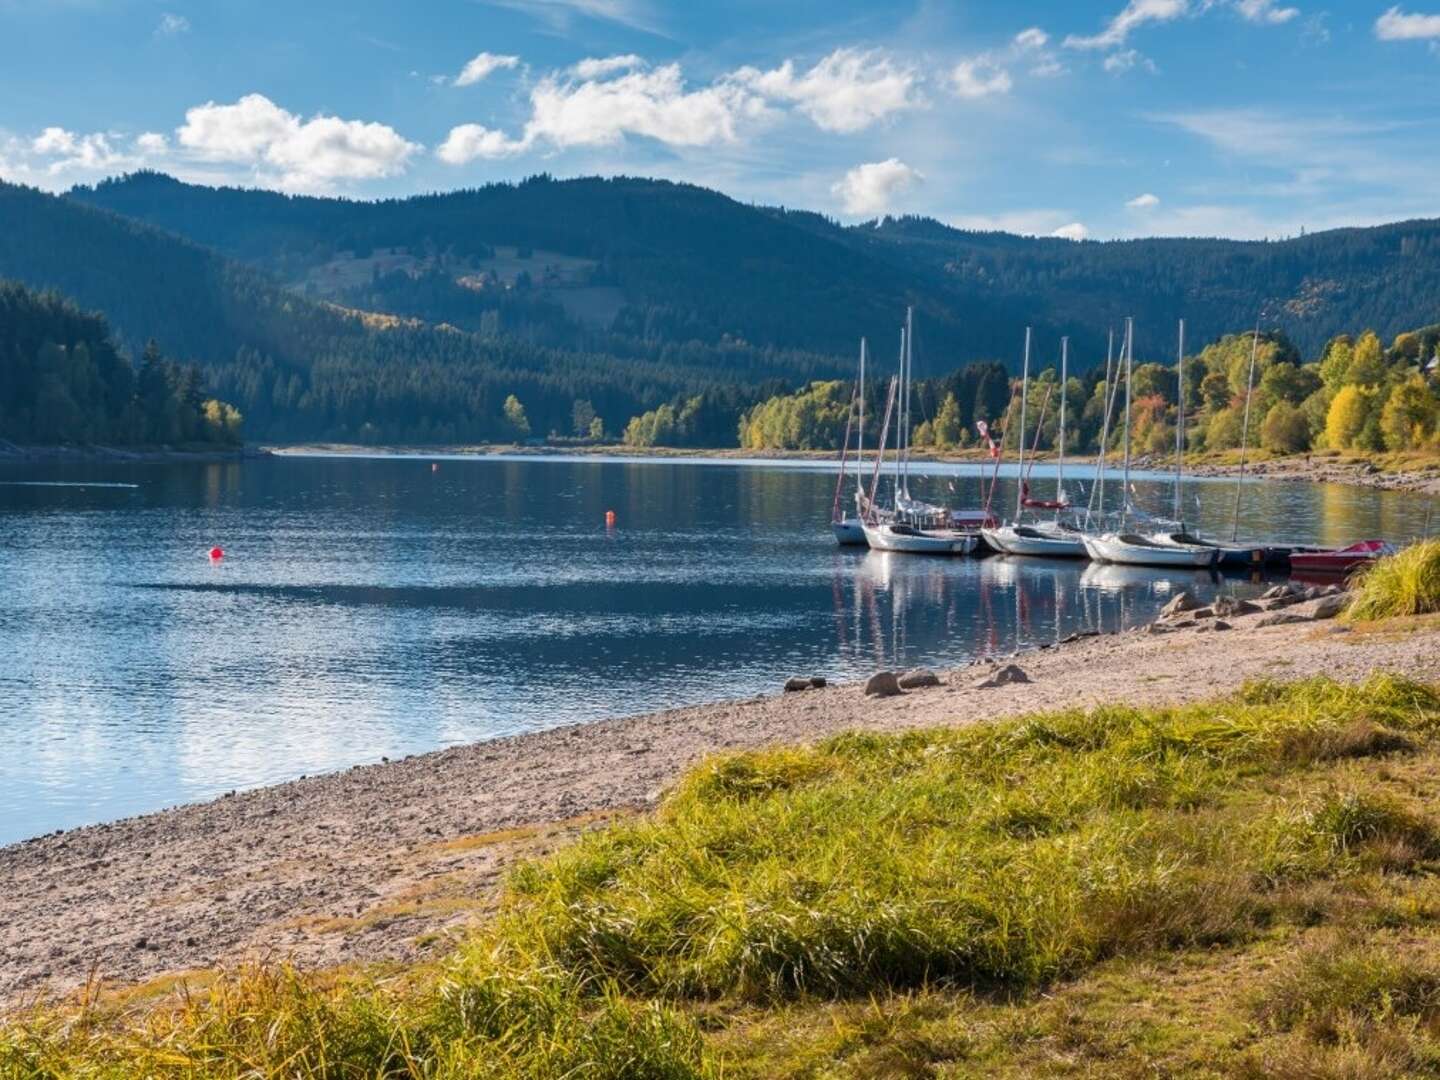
0;181;829;442
71;171;1440;364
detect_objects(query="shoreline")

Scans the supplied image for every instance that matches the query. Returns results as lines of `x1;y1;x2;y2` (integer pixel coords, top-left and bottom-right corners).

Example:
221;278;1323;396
271;442;1440;495
4;593;1438;1011
0;442;268;465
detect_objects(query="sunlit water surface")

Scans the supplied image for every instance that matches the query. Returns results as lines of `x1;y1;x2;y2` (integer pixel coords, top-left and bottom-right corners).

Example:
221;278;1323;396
1;452;1436;845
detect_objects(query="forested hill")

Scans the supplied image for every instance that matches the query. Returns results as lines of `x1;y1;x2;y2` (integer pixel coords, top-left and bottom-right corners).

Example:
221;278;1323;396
0;280;240;446
66;171;1052;365
70;171;1440;363
0;181;835;443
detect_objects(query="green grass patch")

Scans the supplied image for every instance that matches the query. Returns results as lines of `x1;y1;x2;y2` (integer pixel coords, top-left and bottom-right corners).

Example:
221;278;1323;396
1347;539;1440;622
7;675;1440;1078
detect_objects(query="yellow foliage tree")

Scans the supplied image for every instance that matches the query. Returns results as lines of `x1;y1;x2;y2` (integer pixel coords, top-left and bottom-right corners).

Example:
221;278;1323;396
1324;384;1371;450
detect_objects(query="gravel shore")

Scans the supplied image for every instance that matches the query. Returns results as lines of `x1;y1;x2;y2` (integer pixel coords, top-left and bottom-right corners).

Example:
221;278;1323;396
3;595;1436;1010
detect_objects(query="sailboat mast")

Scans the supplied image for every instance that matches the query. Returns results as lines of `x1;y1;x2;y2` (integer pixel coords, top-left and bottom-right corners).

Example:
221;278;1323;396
1174;318;1186;523
1058;336;1068;509
857;338;866;500
903;306;914;497
893;326;905;500
1121;317;1133;524
1015;326;1031;520
1230;317;1262;542
1091;328;1115;524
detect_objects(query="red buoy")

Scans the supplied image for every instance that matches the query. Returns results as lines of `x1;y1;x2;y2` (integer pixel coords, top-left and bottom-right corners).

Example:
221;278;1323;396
208;546;224;561
605;510;617;528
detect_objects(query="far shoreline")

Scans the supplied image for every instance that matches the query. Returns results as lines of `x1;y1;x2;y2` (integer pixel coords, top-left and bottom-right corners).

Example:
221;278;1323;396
269;441;1440;495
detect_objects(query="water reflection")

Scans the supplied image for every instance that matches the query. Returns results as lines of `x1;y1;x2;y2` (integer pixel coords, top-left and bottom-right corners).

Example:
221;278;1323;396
0;453;1437;844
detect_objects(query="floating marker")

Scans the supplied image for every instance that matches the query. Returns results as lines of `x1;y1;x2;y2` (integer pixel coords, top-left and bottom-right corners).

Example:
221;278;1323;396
605;510;617;528
431;463;439;472
208;546;224;561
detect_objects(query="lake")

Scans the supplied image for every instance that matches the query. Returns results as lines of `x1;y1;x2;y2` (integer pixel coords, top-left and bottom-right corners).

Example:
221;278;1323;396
1;452;1436;846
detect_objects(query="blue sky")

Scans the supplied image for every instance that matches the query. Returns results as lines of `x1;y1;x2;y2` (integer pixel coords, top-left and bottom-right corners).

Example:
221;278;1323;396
2;0;1438;239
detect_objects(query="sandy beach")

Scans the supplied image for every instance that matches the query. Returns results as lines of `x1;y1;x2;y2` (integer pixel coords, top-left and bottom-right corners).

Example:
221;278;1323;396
3;591;1437;1011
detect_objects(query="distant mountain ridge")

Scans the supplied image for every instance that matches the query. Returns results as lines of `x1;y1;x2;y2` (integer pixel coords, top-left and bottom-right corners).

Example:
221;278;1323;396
69;171;1440;363
0;180;829;442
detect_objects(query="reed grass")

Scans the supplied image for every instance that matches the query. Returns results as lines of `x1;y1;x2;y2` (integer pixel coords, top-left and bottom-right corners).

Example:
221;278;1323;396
6;674;1440;1078
1346;538;1440;621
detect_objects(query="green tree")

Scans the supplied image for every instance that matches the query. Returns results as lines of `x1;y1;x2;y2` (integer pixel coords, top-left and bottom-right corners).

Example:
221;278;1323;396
1347;330;1387;387
588;415;605;440
1260;400;1310;454
1319;336;1355;390
571;398;596;437
932;392;963;448
503;394;531;438
1380;376;1438;451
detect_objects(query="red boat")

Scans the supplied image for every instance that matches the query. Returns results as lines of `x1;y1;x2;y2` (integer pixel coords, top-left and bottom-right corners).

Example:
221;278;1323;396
1288;539;1396;578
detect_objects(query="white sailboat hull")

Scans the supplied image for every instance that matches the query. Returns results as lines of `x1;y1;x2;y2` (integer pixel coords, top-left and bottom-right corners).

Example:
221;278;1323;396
833;518;868;546
981;523;1089;559
863;522;978;555
1083;533;1219;568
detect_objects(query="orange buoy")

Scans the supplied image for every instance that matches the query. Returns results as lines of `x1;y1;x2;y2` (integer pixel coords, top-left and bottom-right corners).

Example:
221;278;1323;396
605;510;617;528
208;546;224;560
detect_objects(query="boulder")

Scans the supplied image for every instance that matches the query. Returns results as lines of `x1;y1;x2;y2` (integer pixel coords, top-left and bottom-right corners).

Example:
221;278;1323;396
897;669;941;689
1212;596;1259;617
1321;583;1345;596
1159;591;1202;618
1311;594;1350;621
864;671;902;697
1145;621;1176;635
1256;612;1308;628
1190;606;1216;619
973;663;1031;689
783;677;812;692
1261;584;1289;600
1261;594;1303;611
809;676;828;689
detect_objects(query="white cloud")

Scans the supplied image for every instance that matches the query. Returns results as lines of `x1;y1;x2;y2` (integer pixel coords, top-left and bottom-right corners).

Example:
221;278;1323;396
454;51;520;86
439;62;765;162
1065;0;1188;49
571;54;644;78
1234;0;1299;24
21;127;165;177
1104;48;1157;73
1014;27;1049;50
730;48;922;133
1052;222;1090;241
951;57;1012;99
1126;192;1160;208
437;123;528;162
1375;6;1440;39
177;94;421;190
155;12;189;37
831;158;922;216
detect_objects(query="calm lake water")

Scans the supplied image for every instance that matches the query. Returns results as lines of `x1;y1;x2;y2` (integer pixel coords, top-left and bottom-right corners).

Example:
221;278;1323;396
2;452;1437;845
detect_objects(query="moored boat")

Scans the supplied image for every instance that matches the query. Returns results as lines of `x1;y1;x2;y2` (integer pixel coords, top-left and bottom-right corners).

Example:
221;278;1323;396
863;521;980;555
1083;532;1220;568
982;520;1088;558
1288;539;1395;576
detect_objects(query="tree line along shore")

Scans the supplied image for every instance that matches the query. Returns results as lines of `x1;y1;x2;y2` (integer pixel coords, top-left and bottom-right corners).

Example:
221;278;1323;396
6;262;1440;472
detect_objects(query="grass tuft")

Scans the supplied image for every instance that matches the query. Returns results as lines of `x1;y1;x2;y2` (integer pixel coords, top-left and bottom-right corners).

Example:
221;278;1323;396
1346;539;1440;621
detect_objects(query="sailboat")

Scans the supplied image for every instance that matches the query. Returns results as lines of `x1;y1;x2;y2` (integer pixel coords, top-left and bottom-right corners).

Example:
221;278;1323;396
862;310;980;555
1143;319;1267;567
1082;318;1219;568
832;338;869;546
982;331;1088;558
